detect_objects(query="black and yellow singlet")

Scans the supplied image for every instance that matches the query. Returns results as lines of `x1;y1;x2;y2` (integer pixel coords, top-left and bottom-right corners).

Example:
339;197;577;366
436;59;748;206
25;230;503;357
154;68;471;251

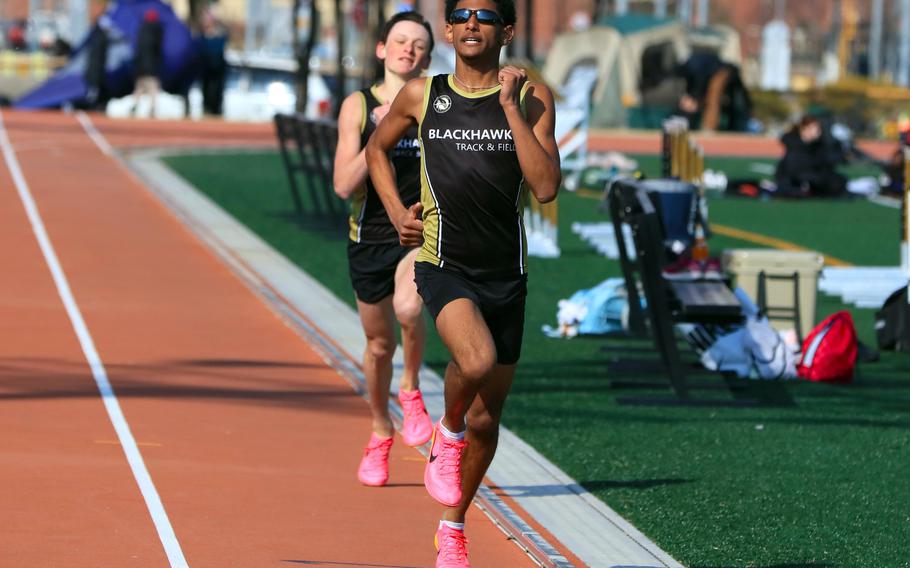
416;74;530;279
348;85;421;243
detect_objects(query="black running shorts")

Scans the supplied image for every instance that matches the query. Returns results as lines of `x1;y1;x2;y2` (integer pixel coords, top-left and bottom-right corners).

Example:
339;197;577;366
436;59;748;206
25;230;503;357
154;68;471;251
414;262;527;365
347;241;413;304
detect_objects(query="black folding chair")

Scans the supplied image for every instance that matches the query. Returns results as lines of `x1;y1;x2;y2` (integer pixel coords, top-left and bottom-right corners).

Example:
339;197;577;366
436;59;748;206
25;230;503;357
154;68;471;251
274;114;347;226
608;179;745;401
273;113;306;216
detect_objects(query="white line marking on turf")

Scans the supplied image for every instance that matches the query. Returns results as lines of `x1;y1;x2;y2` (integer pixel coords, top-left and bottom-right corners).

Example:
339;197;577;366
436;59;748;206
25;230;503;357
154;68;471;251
75;110;113;155
0;110;189;568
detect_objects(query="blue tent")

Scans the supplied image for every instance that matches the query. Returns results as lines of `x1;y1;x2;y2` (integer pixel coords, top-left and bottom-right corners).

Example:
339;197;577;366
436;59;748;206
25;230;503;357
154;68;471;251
16;0;196;109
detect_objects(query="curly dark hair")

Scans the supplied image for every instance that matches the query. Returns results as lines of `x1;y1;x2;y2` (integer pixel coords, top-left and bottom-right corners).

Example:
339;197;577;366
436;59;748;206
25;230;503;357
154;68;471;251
380;11;435;53
444;1;516;26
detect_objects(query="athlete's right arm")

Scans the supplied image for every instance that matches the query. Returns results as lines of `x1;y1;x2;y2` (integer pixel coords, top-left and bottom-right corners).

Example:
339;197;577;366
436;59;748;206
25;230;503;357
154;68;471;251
365;78;426;247
333;92;368;200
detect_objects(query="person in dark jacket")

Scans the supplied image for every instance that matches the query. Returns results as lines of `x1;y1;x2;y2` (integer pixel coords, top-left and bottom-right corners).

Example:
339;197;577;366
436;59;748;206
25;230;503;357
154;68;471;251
195;9;228;115
677;52;751;132
84;18;111;110
774;115;847;197
132;8;164;116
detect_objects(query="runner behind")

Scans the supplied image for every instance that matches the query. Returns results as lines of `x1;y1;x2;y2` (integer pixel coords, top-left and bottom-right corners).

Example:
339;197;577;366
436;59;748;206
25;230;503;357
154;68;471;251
333;11;435;488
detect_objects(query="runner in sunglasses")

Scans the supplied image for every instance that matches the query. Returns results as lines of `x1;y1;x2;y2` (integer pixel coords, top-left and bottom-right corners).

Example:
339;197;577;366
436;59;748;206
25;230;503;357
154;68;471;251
365;2;560;566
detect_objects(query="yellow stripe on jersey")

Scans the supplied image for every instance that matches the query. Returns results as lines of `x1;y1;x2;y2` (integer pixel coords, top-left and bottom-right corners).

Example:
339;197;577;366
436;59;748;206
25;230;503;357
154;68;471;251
416;181;442;267
417;77;442;266
349;185;366;242
418;76;433;128
358;91;368;133
350;89;372;242
519;81;531;115
369;84;384;104
518;181;529;269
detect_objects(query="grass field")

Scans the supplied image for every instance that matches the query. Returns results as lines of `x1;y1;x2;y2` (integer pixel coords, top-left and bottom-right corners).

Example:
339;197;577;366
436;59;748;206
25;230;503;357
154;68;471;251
165;150;910;568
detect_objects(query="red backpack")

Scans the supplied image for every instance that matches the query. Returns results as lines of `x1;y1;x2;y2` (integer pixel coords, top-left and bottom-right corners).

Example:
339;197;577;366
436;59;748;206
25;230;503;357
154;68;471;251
797;311;858;383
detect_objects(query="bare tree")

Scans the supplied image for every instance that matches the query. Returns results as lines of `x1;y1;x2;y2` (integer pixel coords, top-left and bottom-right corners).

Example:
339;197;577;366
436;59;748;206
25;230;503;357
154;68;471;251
361;0;386;89
293;0;320;114
525;0;534;61
188;0;205;30
334;0;345;117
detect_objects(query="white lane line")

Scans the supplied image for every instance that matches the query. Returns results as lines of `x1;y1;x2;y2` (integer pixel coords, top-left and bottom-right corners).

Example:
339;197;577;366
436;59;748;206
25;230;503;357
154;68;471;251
0;110;189;568
74;111;113;155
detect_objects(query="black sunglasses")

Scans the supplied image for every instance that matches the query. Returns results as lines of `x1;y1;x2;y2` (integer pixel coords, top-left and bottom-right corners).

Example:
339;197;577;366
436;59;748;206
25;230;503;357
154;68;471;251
448;8;503;25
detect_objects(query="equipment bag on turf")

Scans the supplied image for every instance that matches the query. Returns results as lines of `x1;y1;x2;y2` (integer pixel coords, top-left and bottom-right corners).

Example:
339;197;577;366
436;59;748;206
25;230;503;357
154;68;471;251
797;311;857;383
875;285;910;351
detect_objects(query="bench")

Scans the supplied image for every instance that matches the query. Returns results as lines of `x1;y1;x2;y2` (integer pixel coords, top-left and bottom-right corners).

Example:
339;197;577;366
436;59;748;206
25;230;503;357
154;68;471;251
273;113;347;226
607;178;744;400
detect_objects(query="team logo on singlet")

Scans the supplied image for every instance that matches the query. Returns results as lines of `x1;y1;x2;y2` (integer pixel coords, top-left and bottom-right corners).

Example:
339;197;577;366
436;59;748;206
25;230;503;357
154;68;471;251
433;95;452;113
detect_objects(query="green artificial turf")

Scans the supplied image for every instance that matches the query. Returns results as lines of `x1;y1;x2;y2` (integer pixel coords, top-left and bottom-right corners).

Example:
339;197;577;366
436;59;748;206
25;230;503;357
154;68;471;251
164;151;910;568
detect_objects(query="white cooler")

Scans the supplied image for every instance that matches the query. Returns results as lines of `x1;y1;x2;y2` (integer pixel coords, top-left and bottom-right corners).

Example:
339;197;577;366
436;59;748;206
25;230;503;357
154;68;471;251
722;249;825;339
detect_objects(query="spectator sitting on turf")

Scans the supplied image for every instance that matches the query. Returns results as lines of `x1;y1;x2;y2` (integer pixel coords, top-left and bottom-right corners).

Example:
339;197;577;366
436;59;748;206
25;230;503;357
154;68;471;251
774;115;847;198
881;129;910;197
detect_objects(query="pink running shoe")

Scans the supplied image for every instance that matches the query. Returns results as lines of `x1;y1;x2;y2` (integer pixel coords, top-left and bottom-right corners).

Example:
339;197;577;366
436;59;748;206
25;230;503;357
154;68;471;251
435;524;470;567
424;421;466;507
399;389;432;446
357;432;393;487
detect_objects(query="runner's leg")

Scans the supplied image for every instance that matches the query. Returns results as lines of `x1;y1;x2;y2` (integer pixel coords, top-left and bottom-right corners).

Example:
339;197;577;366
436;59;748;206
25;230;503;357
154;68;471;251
442;363;515;523
434;298;497;433
393;248;425;392
357;296;397;437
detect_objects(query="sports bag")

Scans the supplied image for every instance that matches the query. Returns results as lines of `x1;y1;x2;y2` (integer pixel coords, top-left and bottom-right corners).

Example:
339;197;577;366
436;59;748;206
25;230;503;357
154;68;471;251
700;316;797;380
875;285;910;351
797;311;857;383
542;278;632;338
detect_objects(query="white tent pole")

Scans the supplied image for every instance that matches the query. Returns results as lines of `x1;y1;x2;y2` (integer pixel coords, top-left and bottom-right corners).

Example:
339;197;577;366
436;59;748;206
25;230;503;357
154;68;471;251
899;0;910;87
869;0;883;79
616;0;628;15
29;0;44;25
677;0;692;26
246;0;260;52
654;0;667;17
697;0;708;26
69;0;90;44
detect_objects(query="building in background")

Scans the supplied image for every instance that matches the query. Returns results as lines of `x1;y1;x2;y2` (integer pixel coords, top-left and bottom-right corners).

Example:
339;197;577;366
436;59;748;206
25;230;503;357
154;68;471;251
7;0;910;118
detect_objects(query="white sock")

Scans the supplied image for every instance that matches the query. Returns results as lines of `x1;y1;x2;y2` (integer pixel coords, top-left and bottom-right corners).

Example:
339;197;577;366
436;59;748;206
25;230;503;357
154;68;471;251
440;520;465;531
439;419;465;441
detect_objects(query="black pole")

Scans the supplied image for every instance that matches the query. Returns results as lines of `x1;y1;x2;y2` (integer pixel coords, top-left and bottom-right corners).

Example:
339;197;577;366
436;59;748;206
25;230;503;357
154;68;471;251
294;0;320;114
371;0;387;87
334;0;345;117
362;1;376;89
292;0;302;113
525;0;533;61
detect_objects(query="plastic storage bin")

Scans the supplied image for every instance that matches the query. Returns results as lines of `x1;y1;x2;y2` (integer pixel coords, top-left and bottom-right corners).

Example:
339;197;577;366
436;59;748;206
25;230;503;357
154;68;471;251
722;249;824;338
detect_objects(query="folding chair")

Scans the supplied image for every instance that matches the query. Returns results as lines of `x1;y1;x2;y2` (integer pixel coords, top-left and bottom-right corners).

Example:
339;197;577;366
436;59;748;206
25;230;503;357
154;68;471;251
608;179;744;402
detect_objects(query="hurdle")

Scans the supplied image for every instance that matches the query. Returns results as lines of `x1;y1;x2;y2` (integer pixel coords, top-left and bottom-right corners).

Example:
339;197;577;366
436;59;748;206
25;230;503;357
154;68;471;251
661;117;705;185
660;118;709;256
524;195;560;258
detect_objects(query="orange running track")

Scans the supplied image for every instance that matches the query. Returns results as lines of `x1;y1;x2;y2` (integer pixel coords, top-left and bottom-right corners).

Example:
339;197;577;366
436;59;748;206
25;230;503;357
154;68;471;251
0;110;550;567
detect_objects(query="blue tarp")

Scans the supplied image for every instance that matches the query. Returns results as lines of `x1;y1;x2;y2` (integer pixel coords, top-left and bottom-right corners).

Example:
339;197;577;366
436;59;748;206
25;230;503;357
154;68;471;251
16;0;196;109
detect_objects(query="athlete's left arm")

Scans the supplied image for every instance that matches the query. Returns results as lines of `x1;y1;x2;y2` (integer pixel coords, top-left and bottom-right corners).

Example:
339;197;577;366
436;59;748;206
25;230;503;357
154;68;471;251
500;67;561;203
